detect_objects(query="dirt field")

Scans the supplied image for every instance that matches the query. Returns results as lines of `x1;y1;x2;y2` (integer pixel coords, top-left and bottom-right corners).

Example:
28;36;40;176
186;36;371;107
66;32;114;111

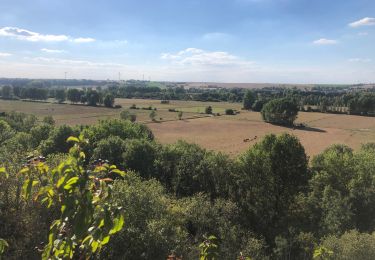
1;98;374;157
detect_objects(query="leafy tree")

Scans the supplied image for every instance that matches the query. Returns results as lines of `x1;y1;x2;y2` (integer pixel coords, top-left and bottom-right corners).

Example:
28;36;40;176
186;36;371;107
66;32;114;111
243;90;255;110
39;125;78;155
1;85;12;99
92;136;127;168
319;230;375;260
29;124;53;147
122;139;157;178
261;98;298;126
103;93;115;108
235;133;309;242
252;99;268;112
86;89;100;106
55;89;66;103
66;88;81;103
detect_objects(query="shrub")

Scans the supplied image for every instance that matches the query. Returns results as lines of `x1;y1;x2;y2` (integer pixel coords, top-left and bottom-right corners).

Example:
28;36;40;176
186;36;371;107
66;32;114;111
225;109;235;115
205;106;213;114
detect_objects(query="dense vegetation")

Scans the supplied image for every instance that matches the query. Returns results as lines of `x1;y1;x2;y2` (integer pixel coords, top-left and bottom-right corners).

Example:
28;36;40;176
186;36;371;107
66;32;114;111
1;110;374;259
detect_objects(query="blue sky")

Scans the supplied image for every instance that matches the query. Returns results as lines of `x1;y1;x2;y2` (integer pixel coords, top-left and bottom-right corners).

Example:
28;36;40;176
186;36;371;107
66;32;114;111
0;0;374;83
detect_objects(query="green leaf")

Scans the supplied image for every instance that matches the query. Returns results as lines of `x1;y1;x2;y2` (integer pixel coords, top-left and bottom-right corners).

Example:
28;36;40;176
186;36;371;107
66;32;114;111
0;167;8;179
63;177;79;190
110;168;126;178
91;240;99;253
101;236;110;245
0;238;9;254
109;215;124;235
66;136;80;143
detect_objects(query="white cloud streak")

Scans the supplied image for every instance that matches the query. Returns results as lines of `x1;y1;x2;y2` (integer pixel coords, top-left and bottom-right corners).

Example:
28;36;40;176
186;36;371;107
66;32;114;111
349;17;375;28
0;52;12;57
161;48;253;67
313;38;338;45
0;27;95;43
41;48;65;53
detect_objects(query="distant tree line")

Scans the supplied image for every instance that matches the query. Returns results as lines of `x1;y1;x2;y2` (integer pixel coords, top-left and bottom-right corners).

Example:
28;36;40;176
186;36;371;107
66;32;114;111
1;79;375;115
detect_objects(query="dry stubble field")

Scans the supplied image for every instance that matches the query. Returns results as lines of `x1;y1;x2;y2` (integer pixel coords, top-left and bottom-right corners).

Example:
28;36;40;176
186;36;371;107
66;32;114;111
1;98;375;157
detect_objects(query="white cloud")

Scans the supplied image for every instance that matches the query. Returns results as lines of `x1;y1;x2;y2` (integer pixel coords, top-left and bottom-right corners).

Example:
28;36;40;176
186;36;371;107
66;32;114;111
0;27;95;43
349;17;375;28
72;37;96;43
161;48;253;67
358;32;369;36
348;58;371;63
0;52;12;57
313;38;338;45
41;48;65;53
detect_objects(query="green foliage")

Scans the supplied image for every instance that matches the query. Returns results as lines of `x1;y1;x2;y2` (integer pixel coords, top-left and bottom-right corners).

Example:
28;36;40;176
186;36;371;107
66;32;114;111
313;246;334;259
86;89;100;106
319;230;375;260
225;108;235;115
236;133;308;241
92;136;127;167
122;139;157;178
39;125;79;155
0;120;14;145
243;90;255;110
199;235;219;260
55;89;66;103
261;98;298;126
66;88;81;103
103;93;115;107
17;135;125;259
42;115;55;125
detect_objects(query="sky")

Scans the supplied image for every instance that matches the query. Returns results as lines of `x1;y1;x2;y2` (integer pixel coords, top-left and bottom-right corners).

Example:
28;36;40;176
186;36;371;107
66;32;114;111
0;0;374;84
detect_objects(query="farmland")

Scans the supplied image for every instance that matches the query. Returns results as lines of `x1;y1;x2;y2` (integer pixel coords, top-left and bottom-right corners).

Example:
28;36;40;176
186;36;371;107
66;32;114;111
1;98;375;157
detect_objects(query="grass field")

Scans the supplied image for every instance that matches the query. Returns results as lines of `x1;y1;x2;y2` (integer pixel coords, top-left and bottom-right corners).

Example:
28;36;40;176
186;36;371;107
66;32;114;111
1;98;375;157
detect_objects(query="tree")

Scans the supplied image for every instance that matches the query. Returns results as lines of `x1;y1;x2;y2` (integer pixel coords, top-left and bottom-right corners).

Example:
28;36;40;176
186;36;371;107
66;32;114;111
86;90;100;106
252;99;267;112
1;85;12;99
205;106;213;114
243;90;255;110
55;89;66;103
103;93;115;108
235;133;309;242
67;88;81;103
92;136;127;168
261;98;298;126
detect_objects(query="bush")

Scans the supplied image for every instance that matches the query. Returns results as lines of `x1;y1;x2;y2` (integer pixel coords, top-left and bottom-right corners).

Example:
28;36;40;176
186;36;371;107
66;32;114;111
225;109;235;115
120;110;137;122
205;106;213;114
